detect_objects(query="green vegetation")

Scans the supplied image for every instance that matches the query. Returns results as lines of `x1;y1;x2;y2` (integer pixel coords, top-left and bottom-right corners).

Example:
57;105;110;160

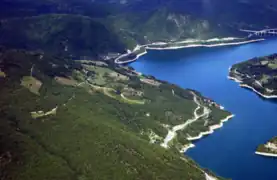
0;49;230;179
257;137;277;155
268;62;277;70
120;93;145;105
230;53;277;97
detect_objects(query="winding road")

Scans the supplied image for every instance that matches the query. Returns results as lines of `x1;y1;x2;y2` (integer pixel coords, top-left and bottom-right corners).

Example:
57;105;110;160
160;92;210;148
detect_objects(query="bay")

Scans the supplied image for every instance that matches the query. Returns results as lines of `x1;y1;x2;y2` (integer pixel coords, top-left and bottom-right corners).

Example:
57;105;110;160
131;39;277;180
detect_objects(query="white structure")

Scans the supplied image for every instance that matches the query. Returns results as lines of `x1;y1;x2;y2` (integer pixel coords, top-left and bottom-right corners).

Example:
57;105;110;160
240;28;277;38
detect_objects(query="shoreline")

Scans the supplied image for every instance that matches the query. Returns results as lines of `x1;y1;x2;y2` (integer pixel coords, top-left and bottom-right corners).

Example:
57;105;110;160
180;114;234;153
186;114;235;141
240;84;277;99
115;38;265;64
255;151;277;157
180;143;196;153
227;75;243;83
114;49;147;64
160;92;206;149
228;72;277;99
145;38;264;50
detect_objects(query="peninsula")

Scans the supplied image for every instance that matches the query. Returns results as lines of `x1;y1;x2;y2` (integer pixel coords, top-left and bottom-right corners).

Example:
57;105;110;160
0;49;232;180
229;53;277;98
256;137;277;157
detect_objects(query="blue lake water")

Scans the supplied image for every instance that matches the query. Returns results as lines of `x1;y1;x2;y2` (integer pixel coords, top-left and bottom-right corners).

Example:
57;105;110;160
131;39;277;180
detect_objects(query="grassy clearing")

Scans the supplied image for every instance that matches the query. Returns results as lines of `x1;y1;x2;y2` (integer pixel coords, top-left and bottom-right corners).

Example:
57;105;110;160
21;76;42;95
109;71;129;81
83;65;112;74
83;65;129;86
55;76;78;86
260;74;270;84
121;93;145;105
90;84;145;105
84;65;112;85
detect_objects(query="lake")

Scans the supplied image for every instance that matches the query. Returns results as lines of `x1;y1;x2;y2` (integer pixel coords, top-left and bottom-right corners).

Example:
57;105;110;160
131;39;277;180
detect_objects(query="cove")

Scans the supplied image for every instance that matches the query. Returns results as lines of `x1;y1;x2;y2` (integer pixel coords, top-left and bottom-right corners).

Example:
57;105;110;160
130;39;277;180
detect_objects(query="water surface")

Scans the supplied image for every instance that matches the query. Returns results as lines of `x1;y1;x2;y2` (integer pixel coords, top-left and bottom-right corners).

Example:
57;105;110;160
131;39;277;180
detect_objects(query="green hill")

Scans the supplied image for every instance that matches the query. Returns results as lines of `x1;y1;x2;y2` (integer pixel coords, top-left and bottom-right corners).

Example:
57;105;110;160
0;14;126;58
0;48;230;180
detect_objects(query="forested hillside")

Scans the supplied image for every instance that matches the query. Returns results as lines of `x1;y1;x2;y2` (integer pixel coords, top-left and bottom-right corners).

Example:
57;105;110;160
0;47;231;180
1;0;276;58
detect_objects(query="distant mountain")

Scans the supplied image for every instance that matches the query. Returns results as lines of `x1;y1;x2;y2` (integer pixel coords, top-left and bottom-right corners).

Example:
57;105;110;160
0;0;276;58
0;14;126;58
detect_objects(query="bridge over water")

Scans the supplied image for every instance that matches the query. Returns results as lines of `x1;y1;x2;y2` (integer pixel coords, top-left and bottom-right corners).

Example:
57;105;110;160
240;29;277;38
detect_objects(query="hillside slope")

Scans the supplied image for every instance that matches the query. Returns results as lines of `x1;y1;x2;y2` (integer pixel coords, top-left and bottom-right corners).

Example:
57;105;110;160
0;48;230;179
0;14;126;58
2;0;276;58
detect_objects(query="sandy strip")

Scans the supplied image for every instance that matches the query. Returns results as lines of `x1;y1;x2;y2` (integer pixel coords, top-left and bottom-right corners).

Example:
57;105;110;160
255;151;277;157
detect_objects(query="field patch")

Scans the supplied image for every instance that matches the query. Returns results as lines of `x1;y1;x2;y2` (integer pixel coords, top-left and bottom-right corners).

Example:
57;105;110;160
21;76;42;95
55;76;78;86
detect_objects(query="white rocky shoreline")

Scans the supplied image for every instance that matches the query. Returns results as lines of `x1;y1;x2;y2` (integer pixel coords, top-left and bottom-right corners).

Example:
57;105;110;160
115;38;265;64
228;69;277;99
158;90;235;153
182;114;234;153
187;114;235;141
255;151;277;157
